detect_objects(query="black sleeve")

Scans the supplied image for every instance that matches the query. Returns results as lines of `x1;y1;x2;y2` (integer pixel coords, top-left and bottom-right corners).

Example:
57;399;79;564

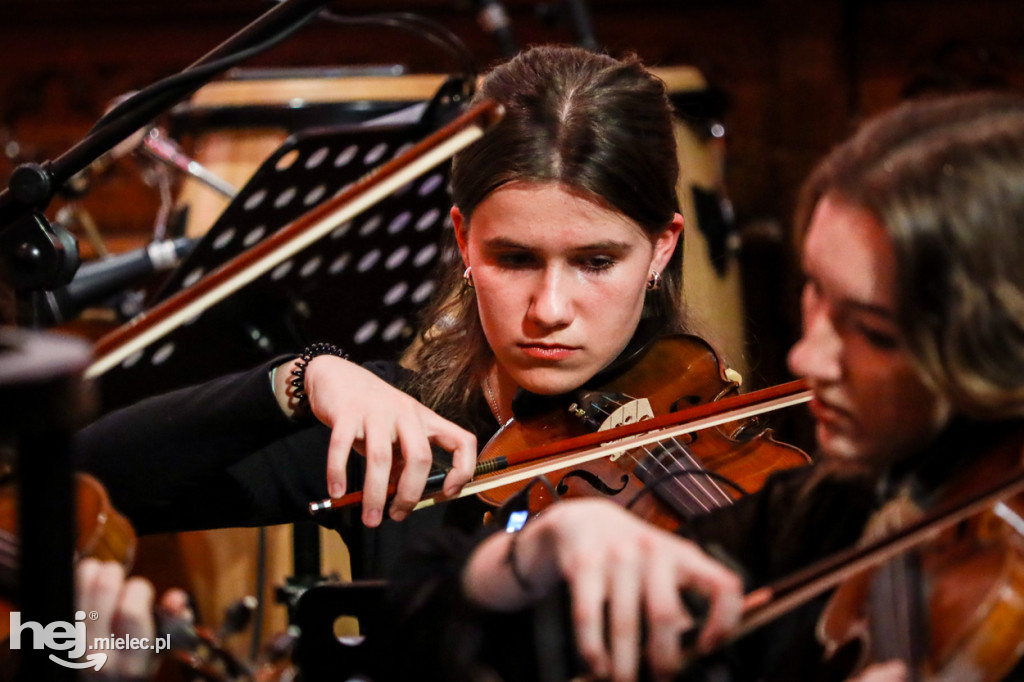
682;466;877;681
685;466;875;586
73;358;411;535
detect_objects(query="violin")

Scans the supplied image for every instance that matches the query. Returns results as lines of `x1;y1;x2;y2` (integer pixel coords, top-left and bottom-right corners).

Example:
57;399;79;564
312;333;813;529
816;427;1024;682
0;473;137;637
709;425;1024;682
473;334;810;530
0;474;276;681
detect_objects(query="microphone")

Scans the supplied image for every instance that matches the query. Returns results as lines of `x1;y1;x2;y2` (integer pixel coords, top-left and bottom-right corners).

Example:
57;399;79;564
31;237;196;326
140;128;238;199
474;0;518;58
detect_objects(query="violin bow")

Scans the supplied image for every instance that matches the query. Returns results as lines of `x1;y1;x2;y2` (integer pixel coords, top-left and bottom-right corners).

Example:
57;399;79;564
727;438;1024;645
86;99;505;379
310;378;812;513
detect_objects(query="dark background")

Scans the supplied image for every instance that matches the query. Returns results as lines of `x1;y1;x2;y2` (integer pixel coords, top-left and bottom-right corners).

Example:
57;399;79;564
3;0;1023;386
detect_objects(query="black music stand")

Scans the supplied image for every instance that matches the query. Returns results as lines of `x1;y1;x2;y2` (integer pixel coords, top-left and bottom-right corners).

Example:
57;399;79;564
94;79;466;649
98;80;465;411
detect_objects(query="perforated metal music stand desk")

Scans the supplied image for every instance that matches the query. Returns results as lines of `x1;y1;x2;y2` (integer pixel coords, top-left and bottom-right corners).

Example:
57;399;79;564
98;83;463;411
95;84;467;616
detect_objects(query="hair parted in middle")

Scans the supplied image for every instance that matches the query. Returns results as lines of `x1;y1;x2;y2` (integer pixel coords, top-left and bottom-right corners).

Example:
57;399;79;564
406;45;687;423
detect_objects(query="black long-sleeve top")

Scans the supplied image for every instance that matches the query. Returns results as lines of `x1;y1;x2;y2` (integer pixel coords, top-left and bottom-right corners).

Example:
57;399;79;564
72;358;497;578
71;353;1024;680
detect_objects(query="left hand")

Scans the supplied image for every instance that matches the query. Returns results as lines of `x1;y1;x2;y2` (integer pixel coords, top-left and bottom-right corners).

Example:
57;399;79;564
462;499;745;682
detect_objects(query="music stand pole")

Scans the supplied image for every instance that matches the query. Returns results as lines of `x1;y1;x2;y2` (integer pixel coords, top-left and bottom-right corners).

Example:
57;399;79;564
0;330;94;682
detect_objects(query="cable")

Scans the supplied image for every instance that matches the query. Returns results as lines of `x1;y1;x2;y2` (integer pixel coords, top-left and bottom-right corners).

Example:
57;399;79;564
87;8;319;136
275;2;479;96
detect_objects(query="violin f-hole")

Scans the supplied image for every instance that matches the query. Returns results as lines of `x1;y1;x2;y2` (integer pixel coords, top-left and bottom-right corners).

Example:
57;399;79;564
556;470;630;497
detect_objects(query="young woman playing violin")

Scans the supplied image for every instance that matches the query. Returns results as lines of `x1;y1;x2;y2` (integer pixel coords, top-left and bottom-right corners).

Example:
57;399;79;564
73;45;695;576
373;92;1024;681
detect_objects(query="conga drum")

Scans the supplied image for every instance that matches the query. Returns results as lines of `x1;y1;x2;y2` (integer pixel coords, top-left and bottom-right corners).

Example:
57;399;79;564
656;66;749;382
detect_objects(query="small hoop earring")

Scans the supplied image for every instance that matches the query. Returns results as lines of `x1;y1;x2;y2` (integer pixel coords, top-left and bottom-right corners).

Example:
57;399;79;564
463;266;475;288
646;270;662;291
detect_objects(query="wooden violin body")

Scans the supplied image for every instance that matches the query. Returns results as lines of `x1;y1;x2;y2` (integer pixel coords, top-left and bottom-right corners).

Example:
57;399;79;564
0;473;137;639
818;429;1024;681
476;334;810;530
0;473;136;591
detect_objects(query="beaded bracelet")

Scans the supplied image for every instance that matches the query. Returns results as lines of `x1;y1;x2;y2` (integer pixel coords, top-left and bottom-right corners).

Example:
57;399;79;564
290;342;348;403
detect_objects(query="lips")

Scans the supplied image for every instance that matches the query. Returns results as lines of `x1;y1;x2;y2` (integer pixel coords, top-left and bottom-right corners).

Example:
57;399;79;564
517;343;580;360
808;395;853;425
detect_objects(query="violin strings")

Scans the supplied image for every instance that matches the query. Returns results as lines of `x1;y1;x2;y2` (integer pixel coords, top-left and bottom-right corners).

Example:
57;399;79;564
589;397;733;515
640;438;732;511
588;400;717;513
622;468;749;513
593;398;730;512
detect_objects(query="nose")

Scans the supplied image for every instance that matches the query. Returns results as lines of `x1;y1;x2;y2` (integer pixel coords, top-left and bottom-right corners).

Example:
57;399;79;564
526;266;574;330
787;285;843;383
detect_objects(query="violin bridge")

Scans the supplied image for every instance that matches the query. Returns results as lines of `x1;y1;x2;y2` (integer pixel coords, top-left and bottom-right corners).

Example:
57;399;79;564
600;399;654;461
567;392;655;460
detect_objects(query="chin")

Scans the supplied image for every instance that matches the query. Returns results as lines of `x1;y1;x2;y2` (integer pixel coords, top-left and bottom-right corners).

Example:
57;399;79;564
816;424;862;461
513;368;591;396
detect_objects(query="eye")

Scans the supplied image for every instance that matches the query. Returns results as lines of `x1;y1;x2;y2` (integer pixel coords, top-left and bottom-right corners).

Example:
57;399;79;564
577;255;616;273
494;251;538;269
856;323;901;350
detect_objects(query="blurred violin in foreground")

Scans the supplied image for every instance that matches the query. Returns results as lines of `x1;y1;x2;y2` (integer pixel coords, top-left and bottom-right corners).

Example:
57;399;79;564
715;425;1024;682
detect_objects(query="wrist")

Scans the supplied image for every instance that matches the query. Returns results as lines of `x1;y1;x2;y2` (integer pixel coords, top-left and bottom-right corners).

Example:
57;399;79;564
272;358;305;420
463;512;558;610
279;342;348;420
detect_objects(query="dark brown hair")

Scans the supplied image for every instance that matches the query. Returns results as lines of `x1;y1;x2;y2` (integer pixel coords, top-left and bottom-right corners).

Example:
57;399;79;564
407;45;685;422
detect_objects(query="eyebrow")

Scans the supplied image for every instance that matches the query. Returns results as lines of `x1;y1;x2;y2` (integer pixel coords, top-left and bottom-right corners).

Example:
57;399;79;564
843;299;896;321
803;270;896;321
482;237;635;252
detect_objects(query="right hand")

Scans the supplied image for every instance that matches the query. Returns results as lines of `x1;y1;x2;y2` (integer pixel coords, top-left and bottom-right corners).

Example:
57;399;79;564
463;499;745;682
294;355;478;527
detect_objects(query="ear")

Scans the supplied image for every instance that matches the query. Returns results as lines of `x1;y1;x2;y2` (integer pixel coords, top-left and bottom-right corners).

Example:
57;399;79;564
451;206;470;268
650;212;684;272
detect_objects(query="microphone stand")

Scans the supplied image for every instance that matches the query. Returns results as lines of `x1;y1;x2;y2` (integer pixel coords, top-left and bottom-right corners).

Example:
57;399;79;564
0;0;334;671
0;0;334;300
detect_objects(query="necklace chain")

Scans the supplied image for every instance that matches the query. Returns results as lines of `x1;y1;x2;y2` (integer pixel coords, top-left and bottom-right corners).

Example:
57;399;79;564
484;374;507;425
